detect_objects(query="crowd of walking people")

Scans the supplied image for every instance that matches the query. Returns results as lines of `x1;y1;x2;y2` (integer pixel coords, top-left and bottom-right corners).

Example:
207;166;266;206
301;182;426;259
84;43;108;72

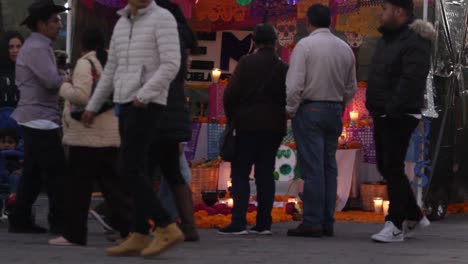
0;0;436;258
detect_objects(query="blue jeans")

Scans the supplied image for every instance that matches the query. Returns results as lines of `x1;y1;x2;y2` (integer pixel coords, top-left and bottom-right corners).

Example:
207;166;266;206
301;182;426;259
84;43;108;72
159;154;192;219
292;102;343;228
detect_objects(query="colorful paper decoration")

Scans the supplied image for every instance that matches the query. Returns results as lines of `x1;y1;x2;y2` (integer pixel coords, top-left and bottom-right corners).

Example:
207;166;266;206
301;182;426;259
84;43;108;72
250;0;297;19
193;0;249;22
335;6;381;36
297;0;330;19
236;0;253;6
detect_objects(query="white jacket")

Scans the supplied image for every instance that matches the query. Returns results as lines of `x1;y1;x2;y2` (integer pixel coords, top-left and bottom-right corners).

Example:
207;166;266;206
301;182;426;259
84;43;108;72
86;2;180;112
60;51;120;147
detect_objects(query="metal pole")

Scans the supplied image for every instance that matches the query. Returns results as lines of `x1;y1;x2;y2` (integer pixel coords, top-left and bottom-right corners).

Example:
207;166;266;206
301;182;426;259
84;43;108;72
423;0;429;22
66;0;72;62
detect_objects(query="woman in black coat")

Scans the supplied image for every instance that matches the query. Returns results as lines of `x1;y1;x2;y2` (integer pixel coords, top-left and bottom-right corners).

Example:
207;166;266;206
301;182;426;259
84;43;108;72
149;0;199;242
0;31;24;108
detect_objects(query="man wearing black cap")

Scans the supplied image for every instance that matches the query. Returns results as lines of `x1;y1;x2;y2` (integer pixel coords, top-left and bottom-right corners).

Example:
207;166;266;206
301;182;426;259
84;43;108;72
9;0;69;234
366;0;436;243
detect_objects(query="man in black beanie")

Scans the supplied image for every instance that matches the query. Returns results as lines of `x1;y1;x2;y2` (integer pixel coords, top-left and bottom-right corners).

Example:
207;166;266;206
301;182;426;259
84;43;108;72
366;0;436;242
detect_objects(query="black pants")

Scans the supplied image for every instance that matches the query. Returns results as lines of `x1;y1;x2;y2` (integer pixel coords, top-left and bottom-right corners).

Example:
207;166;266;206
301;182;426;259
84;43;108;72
62;147;131;245
119;103;176;234
231;131;283;228
12;126;65;230
148;141;186;186
373;115;423;228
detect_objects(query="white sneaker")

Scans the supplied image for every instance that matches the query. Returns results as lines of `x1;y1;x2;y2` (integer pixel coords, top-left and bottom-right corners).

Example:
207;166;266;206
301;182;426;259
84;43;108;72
49;236;76;246
89;210;114;232
371;221;404;243
403;216;430;238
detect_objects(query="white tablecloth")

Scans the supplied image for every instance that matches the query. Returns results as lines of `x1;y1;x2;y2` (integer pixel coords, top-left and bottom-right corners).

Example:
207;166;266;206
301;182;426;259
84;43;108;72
217;149;362;212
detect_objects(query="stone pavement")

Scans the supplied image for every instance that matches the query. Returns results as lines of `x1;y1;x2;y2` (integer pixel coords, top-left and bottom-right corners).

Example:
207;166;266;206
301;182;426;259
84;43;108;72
1;197;468;264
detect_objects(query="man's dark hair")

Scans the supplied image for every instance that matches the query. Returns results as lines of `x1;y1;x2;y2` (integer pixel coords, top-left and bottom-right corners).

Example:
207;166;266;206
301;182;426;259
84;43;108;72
253;23;277;46
307;4;331;28
25;10;57;32
82;28;108;66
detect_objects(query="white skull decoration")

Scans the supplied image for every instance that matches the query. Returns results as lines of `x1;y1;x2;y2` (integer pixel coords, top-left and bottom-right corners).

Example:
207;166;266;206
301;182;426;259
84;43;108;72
274;145;297;182
276;18;297;48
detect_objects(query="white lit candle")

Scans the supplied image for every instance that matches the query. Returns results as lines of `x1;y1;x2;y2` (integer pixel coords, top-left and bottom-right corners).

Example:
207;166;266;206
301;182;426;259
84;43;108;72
218;198;228;205
373;197;383;213
227;198;234;207
227;181;232;188
211;68;221;83
350;111;359;122
287;198;298;204
383;200;390;216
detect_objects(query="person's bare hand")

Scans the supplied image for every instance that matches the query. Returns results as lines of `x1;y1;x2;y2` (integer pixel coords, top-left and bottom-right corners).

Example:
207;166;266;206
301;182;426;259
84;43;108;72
81;111;96;128
132;99;147;108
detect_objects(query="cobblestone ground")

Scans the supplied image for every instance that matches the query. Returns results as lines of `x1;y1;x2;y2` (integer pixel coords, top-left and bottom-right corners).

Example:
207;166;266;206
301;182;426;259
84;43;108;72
1;197;468;264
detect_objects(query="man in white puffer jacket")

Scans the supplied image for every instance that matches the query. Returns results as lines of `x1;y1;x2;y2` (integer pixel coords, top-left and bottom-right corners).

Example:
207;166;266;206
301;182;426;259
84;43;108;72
82;0;184;258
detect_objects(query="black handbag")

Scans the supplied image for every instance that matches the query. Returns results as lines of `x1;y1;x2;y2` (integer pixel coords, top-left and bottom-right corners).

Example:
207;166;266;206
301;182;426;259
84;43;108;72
219;120;236;162
70;59;114;121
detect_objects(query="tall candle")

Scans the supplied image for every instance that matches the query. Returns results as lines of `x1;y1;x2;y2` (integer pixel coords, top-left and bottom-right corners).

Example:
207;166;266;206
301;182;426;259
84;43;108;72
211;68;221;83
227;198;234;207
383;200;390;216
373;197;383;213
350;111;359;122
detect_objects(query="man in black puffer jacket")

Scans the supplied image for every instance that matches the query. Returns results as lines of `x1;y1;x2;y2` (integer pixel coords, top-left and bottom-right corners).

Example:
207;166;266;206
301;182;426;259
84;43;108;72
366;0;436;243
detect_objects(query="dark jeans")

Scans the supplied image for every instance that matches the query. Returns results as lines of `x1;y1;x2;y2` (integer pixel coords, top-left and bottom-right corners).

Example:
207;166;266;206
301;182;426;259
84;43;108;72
292;102;343;228
373;115;422;228
148;141;186;187
62;147;131;245
118;103;173;234
230;131;283;229
11;126;65;229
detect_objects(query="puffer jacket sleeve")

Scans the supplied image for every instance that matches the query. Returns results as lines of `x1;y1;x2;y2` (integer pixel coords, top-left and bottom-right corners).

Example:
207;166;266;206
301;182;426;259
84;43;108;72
86;35;118;112
136;11;181;105
59;58;93;106
385;37;431;116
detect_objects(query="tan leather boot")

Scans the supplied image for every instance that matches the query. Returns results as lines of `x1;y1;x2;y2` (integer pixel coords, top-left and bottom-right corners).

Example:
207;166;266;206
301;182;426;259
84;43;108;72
106;233;150;256
140;223;184;257
171;184;200;241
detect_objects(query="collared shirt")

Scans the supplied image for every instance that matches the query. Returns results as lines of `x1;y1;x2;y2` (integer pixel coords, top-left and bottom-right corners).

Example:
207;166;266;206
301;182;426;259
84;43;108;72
11;32;64;129
286;28;357;116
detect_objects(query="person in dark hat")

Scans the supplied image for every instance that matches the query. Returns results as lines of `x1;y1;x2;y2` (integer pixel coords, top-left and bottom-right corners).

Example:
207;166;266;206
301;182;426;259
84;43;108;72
219;23;288;235
9;0;70;234
366;0;436;243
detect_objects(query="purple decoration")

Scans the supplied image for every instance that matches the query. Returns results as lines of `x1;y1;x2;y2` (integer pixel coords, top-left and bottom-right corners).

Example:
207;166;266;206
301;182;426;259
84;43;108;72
329;0;360;15
185;122;202;161
250;0;297;19
94;0;127;9
286;0;301;5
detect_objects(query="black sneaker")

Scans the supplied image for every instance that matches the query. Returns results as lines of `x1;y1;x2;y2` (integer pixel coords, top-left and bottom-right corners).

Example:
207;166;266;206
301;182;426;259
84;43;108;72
248;226;272;235
218;224;248;235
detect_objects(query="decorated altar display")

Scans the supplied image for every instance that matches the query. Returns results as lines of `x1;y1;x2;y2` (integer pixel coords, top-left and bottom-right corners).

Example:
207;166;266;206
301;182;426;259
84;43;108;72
74;0;464;225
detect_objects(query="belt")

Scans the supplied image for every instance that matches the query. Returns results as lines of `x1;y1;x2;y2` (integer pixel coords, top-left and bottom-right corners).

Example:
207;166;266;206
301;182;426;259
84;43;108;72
302;100;343;105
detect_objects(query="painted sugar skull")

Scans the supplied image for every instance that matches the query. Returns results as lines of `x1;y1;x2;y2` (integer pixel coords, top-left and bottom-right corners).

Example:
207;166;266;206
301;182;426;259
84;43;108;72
276;18;297;47
274;145;297;182
344;32;365;48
